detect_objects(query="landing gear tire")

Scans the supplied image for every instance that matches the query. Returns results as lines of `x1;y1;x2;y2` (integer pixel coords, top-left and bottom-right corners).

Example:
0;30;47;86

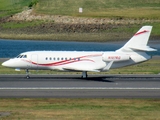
81;71;88;79
26;75;30;79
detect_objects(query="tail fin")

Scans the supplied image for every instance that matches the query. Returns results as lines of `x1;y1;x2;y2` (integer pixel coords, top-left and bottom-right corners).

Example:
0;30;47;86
117;26;157;52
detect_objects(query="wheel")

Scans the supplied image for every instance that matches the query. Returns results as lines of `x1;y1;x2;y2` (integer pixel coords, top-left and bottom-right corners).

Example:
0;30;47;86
81;71;88;78
26;75;30;79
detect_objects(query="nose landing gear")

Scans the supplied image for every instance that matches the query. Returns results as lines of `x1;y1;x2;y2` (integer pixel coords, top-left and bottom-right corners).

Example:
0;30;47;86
26;69;30;79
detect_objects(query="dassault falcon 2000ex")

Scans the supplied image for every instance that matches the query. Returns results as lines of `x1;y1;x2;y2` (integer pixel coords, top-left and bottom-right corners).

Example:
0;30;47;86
2;26;157;78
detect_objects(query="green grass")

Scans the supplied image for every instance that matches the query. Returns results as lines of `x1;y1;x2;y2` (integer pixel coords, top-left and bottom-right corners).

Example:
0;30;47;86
1;20;45;29
149;22;160;36
0;22;160;42
35;0;160;19
0;0;32;18
0;98;160;120
1;0;160;19
0;0;160;41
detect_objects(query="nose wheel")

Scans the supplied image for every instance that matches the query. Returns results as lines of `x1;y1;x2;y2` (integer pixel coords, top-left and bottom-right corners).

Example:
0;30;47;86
26;69;30;79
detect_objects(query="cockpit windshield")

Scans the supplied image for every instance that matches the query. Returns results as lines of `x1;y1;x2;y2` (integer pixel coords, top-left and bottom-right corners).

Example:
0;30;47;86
16;54;27;58
16;55;21;58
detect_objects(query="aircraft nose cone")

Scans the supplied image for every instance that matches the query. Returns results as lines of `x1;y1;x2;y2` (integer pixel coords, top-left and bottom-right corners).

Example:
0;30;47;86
2;59;13;67
2;61;9;67
2;59;25;68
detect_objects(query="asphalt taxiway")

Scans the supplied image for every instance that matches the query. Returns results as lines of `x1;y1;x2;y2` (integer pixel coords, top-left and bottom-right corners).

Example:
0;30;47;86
0;74;160;98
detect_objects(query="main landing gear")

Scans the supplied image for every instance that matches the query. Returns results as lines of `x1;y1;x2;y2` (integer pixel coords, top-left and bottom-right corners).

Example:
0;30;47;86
81;71;88;78
26;69;30;79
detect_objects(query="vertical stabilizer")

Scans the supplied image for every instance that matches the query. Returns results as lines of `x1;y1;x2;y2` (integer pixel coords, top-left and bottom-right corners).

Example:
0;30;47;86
117;26;156;52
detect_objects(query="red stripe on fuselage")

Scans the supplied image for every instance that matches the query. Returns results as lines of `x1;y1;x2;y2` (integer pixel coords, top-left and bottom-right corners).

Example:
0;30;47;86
22;54;102;67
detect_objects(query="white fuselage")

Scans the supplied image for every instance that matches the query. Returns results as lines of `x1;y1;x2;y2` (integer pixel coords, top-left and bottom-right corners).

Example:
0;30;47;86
2;50;151;72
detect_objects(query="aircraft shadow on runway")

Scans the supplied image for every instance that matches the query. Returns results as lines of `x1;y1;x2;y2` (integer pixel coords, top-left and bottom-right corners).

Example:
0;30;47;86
1;75;159;82
0;75;115;82
77;77;114;82
24;76;115;82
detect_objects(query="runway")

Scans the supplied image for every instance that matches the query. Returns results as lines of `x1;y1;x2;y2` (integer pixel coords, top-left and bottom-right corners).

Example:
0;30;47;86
0;74;160;98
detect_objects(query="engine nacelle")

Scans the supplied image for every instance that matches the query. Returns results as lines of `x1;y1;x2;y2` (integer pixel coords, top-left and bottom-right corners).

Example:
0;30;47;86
102;53;130;62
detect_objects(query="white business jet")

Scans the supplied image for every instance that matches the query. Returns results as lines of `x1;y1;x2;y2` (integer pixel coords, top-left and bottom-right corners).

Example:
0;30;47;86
2;26;156;78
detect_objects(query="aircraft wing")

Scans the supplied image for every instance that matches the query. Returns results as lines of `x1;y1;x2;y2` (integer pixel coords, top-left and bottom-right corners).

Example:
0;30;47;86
63;61;114;72
62;66;100;72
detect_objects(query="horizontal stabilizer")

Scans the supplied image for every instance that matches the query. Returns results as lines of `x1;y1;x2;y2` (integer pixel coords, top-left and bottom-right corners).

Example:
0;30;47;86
129;46;157;51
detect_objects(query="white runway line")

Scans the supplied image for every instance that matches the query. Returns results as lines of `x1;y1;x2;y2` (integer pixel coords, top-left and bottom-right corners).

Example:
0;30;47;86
0;87;160;90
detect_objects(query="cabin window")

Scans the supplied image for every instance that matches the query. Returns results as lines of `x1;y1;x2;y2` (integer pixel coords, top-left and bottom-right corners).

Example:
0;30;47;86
53;57;56;60
65;58;67;60
46;57;48;60
50;57;52;60
61;58;63;60
57;58;59;60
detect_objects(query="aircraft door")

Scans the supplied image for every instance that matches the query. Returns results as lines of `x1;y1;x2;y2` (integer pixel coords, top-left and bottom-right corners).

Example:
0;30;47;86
31;54;38;69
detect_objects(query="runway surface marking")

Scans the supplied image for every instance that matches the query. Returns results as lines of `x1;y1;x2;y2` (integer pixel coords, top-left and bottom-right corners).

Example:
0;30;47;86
0;87;160;90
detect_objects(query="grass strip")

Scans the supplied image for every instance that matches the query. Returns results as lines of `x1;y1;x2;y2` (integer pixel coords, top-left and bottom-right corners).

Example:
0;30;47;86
35;0;160;19
0;0;32;18
0;98;160;120
0;0;160;41
0;22;160;42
